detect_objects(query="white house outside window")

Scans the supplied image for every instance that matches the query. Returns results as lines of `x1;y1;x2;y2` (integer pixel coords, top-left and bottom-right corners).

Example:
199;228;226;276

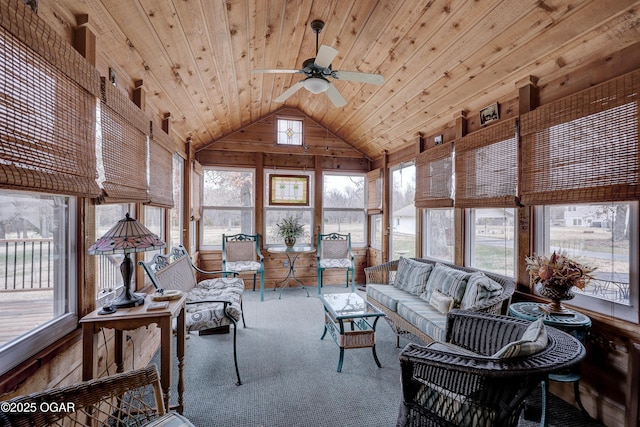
535;202;638;322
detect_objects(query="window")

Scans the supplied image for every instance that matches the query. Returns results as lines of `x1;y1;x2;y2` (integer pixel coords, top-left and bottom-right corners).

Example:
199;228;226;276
264;170;313;246
466;208;516;277
422;208;454;262
390;163;416;258
0;190;76;376
202;168;255;248
94;203;134;297
169;154;184;247
276;118;303;146
535;202;637;322
143;205;165;263
322;173;366;245
370;214;383;250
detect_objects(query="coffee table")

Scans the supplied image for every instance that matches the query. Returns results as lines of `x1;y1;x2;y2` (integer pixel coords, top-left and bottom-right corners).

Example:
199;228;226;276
319;292;385;372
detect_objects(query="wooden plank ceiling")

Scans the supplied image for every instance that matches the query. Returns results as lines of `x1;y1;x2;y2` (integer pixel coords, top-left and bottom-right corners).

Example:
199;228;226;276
50;0;640;161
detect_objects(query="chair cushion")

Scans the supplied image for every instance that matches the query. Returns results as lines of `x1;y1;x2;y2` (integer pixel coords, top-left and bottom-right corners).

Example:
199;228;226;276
225;240;256;262
429;289;454;314
394;257;433;296
182;277;244;332
226;260;261;272
492;319;548;359
422;263;471;306
142;413;195;427
460;272;503;309
319;258;352;268
397;299;447;342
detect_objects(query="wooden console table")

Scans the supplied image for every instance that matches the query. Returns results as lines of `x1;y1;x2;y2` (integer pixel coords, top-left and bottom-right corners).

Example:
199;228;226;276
80;294;186;414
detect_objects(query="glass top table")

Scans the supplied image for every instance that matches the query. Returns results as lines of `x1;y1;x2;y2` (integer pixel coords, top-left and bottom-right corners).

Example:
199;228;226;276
319;292;385;372
266;246;315;299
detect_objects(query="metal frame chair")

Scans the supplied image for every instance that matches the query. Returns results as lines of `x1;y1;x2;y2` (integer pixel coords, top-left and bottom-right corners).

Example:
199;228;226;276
222;233;265;301
317;232;355;294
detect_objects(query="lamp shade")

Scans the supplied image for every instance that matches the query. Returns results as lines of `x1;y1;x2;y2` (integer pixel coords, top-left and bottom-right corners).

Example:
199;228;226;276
303;77;330;94
88;213;166;255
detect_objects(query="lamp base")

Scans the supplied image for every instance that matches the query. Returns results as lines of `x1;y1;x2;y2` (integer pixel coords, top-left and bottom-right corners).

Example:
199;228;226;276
111;290;145;308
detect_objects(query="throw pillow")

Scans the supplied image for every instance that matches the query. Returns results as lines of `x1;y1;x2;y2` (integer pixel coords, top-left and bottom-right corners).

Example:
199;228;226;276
459;272;503;310
492;319;548;359
393;257;414;289
405;260;433;295
423;263;471;306
429;289;455;314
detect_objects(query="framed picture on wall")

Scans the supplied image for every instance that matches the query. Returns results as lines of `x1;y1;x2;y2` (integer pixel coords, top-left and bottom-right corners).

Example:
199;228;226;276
269;174;309;206
479;103;499;126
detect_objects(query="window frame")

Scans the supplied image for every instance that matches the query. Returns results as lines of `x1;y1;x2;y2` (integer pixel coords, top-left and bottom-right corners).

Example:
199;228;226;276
465;207;517;277
534;203;638;323
264;170;314;247
275;117;304;146
201;167;256;249
321;172;367;247
0;190;77;377
422;207;455;262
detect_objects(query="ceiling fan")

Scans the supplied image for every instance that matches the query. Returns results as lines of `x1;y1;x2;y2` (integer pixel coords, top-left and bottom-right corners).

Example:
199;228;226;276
252;20;384;107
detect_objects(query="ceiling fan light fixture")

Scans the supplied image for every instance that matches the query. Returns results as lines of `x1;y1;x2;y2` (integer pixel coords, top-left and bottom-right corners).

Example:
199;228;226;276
304;77;330;94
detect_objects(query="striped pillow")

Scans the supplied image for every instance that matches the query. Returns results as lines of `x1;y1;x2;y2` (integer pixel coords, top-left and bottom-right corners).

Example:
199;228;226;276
460;272;503;310
492;319;548;359
395;258;433;296
421;263;471;306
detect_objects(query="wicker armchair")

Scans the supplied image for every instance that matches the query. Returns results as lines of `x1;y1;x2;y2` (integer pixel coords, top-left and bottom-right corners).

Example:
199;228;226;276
0;364;195;426
397;310;586;427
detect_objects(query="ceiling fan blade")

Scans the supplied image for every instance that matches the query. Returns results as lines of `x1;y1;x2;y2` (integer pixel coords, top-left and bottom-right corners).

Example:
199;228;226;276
333;70;384;85
314;45;339;69
274;81;305;102
326;84;347;107
252;69;301;74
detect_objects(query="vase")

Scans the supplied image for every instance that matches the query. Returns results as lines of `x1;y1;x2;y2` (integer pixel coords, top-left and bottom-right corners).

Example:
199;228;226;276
538;283;575;315
284;236;296;248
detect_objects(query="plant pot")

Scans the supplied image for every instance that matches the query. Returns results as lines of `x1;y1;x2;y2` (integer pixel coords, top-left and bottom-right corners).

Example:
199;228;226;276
538;284;575;315
284;236;296;248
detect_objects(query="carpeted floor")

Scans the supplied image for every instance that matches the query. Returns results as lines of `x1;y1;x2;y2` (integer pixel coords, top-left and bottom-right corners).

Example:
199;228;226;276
154;284;605;427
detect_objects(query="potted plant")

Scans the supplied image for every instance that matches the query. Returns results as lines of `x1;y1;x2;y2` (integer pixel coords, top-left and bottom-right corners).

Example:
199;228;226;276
276;215;305;248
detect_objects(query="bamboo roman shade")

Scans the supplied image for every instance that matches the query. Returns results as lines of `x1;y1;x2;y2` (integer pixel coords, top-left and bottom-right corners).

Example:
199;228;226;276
147;128;174;208
520;70;640;205
99;78;150;204
455;118;519;208
0;2;101;198
415;143;454;208
367;168;383;213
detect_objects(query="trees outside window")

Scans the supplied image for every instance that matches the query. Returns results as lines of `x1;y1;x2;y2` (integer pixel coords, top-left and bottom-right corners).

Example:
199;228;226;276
202;168;255;248
390;163;416;259
0;190;76;376
322;173;366;245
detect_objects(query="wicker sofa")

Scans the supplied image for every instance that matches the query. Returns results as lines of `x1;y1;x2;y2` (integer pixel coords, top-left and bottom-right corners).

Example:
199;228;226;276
365;257;515;345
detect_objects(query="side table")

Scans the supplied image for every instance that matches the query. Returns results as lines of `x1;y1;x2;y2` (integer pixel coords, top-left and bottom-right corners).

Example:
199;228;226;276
509;301;591;426
267;246;315;299
80;294;186;414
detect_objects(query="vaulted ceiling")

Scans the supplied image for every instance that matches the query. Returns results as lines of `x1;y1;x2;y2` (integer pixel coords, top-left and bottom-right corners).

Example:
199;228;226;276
50;0;640;160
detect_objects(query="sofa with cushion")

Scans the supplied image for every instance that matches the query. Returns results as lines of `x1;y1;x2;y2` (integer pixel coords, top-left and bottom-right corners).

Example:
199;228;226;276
365;257;515;345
